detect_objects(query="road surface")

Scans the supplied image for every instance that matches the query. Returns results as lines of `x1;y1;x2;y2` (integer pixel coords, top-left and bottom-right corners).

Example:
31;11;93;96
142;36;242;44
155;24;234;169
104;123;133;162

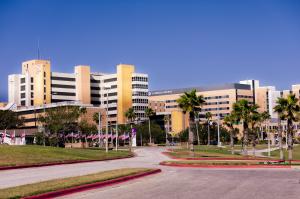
1;147;300;199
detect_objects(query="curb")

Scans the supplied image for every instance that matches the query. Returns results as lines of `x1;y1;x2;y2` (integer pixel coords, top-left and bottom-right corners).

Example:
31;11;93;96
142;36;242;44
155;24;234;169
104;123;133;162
23;169;161;199
162;152;300;162
159;162;291;169
0;154;134;171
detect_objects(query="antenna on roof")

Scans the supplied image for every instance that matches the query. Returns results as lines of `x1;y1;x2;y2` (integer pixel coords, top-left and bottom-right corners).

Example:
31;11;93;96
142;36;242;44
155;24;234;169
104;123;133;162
37;38;40;59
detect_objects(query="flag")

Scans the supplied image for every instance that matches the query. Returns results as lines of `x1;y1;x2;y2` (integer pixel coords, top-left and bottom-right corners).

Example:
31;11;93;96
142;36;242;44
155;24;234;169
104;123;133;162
21;130;26;138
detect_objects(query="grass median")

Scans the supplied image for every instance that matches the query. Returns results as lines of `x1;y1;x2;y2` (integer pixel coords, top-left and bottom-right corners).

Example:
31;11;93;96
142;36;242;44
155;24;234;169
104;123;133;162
262;145;300;160
0;168;154;199
161;160;297;166
0;145;132;167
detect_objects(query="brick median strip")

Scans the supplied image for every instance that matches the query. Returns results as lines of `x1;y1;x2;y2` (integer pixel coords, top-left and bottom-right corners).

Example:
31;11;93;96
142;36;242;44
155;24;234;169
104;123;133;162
23;169;161;199
159;162;291;168
0;154;134;171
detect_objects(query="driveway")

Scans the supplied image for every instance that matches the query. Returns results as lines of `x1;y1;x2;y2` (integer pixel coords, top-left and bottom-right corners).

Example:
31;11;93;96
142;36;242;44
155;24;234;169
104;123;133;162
1;147;300;199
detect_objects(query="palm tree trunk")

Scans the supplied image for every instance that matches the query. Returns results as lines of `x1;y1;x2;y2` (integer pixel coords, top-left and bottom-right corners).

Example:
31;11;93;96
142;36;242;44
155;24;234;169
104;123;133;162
287;121;293;163
207;123;210;145
195;121;200;145
188;120;194;151
243;128;248;156
129;123;132;152
278;120;284;161
230;130;234;155
148;119;152;144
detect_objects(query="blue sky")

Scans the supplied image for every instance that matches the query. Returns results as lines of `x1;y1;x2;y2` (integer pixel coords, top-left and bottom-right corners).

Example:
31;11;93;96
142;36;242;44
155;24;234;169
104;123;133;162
0;0;300;101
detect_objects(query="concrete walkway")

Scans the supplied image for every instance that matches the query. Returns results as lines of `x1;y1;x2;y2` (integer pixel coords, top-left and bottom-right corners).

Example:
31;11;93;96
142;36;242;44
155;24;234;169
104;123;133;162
0;147;170;189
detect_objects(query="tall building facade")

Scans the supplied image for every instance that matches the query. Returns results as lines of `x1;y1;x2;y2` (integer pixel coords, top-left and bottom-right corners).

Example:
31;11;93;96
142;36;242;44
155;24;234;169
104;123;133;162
149;83;254;133
8;60;149;124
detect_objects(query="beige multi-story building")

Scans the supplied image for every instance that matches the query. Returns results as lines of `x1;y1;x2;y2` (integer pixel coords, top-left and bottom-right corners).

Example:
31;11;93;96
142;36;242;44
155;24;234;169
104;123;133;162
8;59;149;125
149;83;254;133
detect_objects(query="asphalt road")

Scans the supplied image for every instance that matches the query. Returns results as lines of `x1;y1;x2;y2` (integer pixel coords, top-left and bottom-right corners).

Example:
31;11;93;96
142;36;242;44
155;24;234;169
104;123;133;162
1;147;300;199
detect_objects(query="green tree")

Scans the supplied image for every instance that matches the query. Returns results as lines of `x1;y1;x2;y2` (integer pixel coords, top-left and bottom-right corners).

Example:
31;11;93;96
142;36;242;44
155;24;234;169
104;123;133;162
223;113;238;154
274;94;300;162
145;107;155;144
38;106;86;146
205;112;212;145
232;99;259;155
164;115;171;145
125;107;136;152
177;89;205;151
274;97;288;161
0;110;24;129
78;120;97;143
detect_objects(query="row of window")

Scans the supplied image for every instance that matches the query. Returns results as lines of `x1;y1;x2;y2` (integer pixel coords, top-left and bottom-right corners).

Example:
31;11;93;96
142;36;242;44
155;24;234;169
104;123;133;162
132;77;148;82
204;101;229;105
51;76;75;82
104;78;117;83
237;95;252;99
52;84;75;89
166;100;177;103
204;95;229;100
166;105;178;109
20;77;34;84
132;99;148;104
202;107;230;111
132;84;148;89
51;92;76;96
132;91;148;96
133;106;148;111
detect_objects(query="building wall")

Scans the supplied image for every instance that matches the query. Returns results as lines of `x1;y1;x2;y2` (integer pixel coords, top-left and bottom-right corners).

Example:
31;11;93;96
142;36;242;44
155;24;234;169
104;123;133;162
22;60;51;105
149;85;254;133
117;64;134;124
75;65;91;104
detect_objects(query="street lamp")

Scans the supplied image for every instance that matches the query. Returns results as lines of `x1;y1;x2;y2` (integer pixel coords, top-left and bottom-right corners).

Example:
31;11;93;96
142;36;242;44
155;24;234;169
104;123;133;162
217;99;221;147
104;86;111;153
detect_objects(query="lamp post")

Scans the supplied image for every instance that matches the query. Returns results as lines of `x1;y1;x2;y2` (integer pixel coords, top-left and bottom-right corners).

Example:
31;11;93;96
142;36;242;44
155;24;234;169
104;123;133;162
98;112;101;148
217;99;221;147
104;86;111;153
115;103;118;151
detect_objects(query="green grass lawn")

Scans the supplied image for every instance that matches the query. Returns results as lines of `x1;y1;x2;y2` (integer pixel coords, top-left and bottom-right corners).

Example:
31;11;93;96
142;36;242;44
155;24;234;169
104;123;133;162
161;160;295;166
169;145;272;159
262;144;300;160
0;168;152;199
0;145;132;167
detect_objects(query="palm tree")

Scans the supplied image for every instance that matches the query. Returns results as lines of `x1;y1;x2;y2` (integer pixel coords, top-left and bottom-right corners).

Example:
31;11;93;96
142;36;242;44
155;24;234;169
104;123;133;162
145;107;155;144
249;111;262;156
205;112;212;145
274;97;287;161
232;99;259;156
164;115;170;145
177;89;205;151
223;113;238;154
260;111;271;139
125;107;136;152
274;94;300;162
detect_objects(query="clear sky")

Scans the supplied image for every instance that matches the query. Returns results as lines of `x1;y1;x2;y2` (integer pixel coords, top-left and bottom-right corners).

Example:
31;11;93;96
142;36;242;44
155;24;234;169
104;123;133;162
0;0;300;101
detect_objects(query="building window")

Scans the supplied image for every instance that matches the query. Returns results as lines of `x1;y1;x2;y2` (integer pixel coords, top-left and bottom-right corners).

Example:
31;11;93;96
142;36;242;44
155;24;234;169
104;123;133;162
21;100;25;106
21;93;26;98
31;100;34;106
21;78;25;84
44;72;46;77
31;92;34;98
31;77;34;83
31;85;34;90
21;85;25;91
104;78;117;83
44;79;46;85
51;76;75;81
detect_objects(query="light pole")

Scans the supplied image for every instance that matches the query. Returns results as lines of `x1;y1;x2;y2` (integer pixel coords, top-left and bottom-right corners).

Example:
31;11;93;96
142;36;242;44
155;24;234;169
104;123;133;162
104;86;111;153
98;112;101;148
217;99;221;147
115;103;118;151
